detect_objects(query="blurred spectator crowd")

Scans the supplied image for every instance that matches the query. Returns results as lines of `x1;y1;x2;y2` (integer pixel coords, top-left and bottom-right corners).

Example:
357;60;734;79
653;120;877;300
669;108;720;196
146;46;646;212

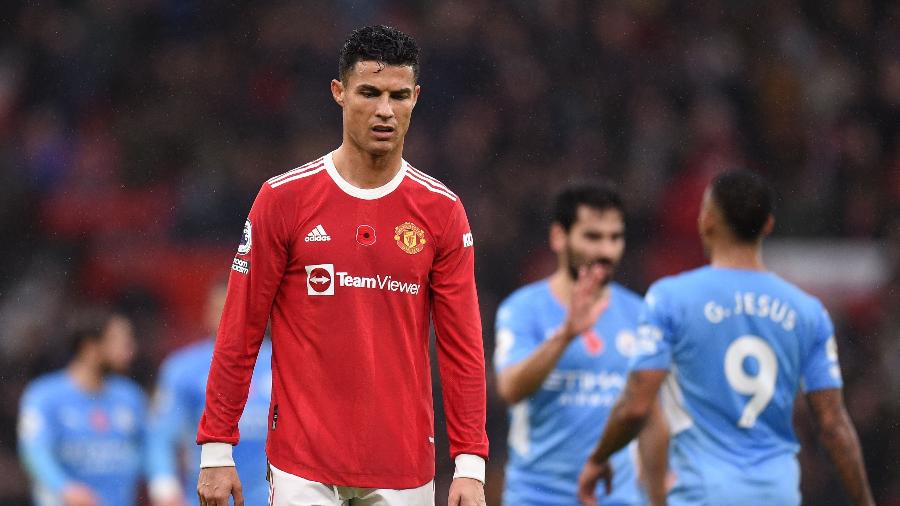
0;0;898;504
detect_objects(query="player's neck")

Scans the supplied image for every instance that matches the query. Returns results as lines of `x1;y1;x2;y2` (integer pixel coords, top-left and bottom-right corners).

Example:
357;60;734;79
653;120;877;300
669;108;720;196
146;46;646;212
332;143;404;189
549;270;611;306
67;358;105;392
709;241;766;271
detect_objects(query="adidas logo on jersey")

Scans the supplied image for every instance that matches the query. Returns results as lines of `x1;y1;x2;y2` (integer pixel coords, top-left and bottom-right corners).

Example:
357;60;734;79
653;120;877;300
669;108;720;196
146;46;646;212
305;225;331;242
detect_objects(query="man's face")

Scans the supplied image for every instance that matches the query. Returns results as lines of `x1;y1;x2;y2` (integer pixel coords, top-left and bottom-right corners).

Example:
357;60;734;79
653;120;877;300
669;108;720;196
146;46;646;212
561;206;626;284
99;315;136;374
332;61;420;156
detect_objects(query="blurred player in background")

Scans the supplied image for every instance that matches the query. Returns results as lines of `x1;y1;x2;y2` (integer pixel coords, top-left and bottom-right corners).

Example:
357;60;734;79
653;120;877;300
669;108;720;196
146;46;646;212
196;25;488;506
495;185;667;506
18;310;146;506
147;281;271;506
577;170;875;506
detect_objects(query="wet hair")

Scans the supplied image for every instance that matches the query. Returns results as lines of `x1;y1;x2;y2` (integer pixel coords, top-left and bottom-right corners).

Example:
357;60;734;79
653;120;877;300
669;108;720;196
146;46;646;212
67;309;115;359
553;183;626;232
339;25;420;82
709;170;774;242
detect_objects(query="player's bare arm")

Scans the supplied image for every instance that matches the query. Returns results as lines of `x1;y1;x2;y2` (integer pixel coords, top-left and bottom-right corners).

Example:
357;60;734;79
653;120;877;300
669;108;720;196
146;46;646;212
577;369;667;505
448;477;487;506
806;389;875;506
496;264;608;404
197;466;243;506
635;400;669;506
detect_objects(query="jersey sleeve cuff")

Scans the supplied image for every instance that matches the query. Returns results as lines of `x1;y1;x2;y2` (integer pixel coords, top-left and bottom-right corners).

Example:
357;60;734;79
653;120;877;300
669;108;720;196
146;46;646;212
453;454;486;483
200;442;235;468
148;476;182;502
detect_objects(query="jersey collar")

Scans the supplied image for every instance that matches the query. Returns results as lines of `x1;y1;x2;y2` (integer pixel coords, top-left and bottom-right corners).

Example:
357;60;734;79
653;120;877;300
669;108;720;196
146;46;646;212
324;151;407;200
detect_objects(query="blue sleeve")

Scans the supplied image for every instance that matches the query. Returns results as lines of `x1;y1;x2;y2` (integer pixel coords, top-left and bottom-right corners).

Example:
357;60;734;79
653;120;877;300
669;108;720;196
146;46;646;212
146;358;189;482
493;296;541;372
801;305;843;392
630;282;677;371
17;384;72;493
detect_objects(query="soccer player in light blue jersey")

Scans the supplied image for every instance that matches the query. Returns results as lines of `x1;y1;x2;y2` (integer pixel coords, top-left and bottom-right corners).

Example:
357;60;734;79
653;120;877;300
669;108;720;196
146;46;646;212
147;281;271;506
495;185;668;506
578;170;874;506
18;310;147;506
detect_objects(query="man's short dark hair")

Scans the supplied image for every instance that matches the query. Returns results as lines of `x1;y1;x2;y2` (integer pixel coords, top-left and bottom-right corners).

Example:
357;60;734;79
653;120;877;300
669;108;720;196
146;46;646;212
710;170;775;242
67;309;114;358
553;183;626;232
339;25;420;82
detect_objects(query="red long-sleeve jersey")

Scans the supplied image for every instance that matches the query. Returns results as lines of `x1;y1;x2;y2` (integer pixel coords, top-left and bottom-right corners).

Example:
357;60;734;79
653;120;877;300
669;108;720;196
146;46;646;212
197;152;488;488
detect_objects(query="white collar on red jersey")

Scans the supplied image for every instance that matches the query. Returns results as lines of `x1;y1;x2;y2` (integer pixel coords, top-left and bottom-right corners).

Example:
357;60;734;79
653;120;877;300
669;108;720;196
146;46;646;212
324;151;408;200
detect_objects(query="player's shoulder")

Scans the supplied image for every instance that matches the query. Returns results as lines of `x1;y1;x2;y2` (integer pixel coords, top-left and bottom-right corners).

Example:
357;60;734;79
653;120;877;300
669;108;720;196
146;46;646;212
611;282;643;304
647;266;710;294
499;279;552;315
22;370;70;402
401;161;460;205
766;272;827;313
263;155;329;193
106;375;147;401
163;339;215;370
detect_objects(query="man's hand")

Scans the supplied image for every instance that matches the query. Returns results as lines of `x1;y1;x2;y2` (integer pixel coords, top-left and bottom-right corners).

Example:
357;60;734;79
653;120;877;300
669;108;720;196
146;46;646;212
197;466;243;506
562;265;609;340
62;483;99;506
448;477;486;506
577;458;613;506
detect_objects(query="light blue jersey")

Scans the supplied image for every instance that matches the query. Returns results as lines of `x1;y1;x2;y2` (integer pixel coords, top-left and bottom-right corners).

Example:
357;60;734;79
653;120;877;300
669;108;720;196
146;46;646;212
495;280;647;506
631;266;843;506
147;338;272;506
18;370;147;506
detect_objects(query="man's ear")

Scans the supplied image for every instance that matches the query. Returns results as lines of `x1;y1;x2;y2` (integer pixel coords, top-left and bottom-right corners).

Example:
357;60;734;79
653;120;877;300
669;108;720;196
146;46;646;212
761;214;775;237
549;223;566;254
331;79;345;107
411;84;421;109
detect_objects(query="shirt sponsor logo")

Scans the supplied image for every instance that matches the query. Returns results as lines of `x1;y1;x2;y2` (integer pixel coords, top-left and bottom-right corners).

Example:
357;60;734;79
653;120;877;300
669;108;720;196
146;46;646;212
305;264;334;295
394;222;427;254
237;219;252;255
232;257;249;275
304;264;420;296
462;232;473;248
305;224;331;242
336;272;421;295
544;369;626;407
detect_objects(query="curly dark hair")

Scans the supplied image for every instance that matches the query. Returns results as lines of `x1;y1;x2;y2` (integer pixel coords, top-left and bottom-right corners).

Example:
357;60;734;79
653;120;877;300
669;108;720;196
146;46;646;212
339;25;420;82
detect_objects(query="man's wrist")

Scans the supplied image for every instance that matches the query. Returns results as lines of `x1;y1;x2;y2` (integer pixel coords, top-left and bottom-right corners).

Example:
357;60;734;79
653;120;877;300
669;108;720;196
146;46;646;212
589;450;608;465
555;324;577;343
200;442;235;468
453;454;486;483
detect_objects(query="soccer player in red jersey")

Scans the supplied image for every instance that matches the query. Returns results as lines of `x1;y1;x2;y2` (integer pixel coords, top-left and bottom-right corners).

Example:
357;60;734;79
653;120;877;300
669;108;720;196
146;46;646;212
196;25;488;506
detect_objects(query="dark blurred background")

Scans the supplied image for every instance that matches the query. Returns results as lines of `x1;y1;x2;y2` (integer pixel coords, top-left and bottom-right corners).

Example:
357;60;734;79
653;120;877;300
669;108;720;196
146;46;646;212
1;1;899;504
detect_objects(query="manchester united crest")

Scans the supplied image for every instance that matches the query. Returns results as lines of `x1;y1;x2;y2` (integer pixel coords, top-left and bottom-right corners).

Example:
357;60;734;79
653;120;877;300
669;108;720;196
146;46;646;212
394;222;427;254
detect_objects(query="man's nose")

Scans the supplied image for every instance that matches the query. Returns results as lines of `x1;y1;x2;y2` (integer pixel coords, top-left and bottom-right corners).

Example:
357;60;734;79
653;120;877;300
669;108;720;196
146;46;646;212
375;96;394;119
594;240;618;258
